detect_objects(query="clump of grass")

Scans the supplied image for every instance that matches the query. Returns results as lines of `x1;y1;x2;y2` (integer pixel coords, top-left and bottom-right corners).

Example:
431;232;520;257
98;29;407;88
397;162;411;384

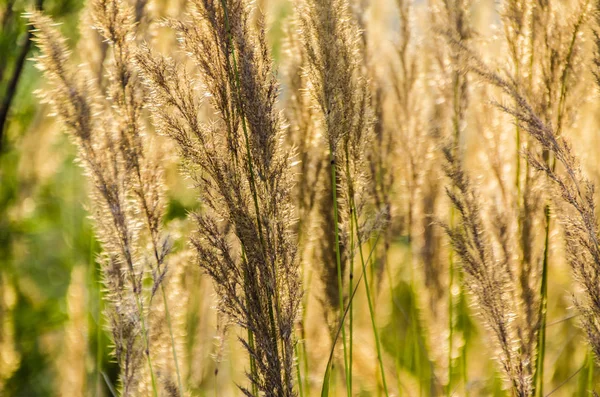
296;0;389;394
29;1;182;394
281;19;321;251
19;0;600;395
441;141;535;396
280;20;322;395
471;57;600;370
436;0;474;391
459;3;591;393
134;0;302;394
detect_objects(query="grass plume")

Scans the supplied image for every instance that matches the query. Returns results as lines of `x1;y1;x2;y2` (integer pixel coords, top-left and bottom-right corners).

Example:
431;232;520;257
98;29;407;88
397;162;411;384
134;0;302;394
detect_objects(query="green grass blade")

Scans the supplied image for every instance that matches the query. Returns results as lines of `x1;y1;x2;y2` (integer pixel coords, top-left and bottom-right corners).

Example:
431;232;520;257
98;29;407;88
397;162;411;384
321;233;381;396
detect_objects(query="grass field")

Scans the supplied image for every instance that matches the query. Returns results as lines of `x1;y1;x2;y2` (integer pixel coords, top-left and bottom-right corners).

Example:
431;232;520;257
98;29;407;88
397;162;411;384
1;0;600;395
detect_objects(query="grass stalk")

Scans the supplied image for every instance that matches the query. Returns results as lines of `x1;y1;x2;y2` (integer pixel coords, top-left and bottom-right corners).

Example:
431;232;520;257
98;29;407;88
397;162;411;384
301;269;312;395
447;64;461;396
248;328;259;396
407;239;422;396
347;146;355;396
587;349;594;395
370;246;382;397
534;205;550;397
348;206;354;395
328;149;351;395
0;0;43;153
296;341;305;397
447;241;455;396
447;150;458;397
296;208;311;395
102;372;118;397
322;233;381;397
384;249;403;390
534;15;584;394
350;197;389;397
219;0;283;388
459;287;468;396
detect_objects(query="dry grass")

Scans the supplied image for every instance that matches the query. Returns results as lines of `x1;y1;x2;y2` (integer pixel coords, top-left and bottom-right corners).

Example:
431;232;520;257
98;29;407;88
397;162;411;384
3;0;600;395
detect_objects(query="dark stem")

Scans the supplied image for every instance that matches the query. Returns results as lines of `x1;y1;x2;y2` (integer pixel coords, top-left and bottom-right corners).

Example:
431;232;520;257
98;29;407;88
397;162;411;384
0;0;17;83
0;0;43;154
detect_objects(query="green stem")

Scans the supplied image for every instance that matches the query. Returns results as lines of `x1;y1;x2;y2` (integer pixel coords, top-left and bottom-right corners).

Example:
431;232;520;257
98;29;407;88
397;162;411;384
407;237;422;397
460;296;468;397
349;213;354;396
384;249;403;392
329;150;350;395
587;349;594;395
248;328;259;396
296;342;305;397
321;234;381;397
534;18;585;396
371;248;383;397
347;148;355;396
448;202;456;396
534;205;550;397
448;67;461;396
350;198;389;397
300;262;312;394
536;23;584;396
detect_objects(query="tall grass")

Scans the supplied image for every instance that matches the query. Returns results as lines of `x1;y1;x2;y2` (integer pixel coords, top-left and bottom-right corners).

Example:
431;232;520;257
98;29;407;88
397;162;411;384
3;0;600;395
